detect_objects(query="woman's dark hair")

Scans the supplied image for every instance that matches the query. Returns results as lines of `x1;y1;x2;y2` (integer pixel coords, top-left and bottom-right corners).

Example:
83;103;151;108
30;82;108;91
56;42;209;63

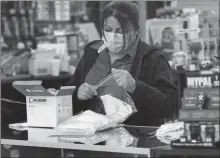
100;1;139;50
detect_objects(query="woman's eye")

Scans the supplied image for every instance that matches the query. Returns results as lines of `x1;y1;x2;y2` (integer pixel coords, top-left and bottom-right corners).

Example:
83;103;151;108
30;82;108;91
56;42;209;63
116;29;123;34
104;29;112;32
104;26;112;32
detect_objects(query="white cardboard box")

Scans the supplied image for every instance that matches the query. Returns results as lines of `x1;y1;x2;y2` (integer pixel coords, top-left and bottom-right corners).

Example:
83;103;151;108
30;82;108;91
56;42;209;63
28;49;57;76
12;81;76;128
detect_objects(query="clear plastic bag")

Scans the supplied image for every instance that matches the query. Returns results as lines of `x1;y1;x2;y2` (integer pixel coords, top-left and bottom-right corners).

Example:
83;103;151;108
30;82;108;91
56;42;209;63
96;73;138;120
100;94;136;127
54;110;110;136
54;94;137;136
58;127;135;147
54;73;138;136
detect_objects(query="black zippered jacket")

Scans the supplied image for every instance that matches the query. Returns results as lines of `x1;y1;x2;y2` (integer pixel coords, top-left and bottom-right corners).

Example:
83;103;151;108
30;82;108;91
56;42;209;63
66;39;180;126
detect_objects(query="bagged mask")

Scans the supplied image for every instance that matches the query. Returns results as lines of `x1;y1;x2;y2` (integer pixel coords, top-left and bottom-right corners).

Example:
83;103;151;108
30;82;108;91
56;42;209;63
101;95;136;127
58;127;136;147
54;110;111;136
96;73;137;117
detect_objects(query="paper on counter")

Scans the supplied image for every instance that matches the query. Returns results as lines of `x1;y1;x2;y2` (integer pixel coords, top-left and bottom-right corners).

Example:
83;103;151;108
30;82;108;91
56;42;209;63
9;122;28;131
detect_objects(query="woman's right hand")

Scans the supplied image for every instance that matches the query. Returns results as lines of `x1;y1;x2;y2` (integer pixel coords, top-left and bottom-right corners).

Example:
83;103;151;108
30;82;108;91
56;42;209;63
77;83;97;100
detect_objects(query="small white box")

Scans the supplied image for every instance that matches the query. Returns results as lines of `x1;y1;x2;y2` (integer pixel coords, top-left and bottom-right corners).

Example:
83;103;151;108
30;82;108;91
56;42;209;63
28;49;57;76
13;81;76;128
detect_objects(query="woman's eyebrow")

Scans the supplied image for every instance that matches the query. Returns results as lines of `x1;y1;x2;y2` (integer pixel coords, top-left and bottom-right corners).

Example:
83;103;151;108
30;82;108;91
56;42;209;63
104;24;112;29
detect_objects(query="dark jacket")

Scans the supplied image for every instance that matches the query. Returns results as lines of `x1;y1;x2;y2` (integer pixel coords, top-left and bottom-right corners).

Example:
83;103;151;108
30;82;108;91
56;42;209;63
66;39;179;126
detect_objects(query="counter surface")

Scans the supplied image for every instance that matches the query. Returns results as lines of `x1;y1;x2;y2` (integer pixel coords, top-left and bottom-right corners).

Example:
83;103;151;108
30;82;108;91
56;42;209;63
1;124;167;156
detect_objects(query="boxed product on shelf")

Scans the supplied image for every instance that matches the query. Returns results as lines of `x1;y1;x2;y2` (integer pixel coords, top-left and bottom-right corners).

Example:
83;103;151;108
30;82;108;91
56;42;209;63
147;14;199;52
36;43;70;73
188;38;219;62
28;49;57;76
70;1;86;16
147;18;179;54
48;1;55;21
37;1;50;20
54;1;61;21
199;11;219;38
54;1;70;21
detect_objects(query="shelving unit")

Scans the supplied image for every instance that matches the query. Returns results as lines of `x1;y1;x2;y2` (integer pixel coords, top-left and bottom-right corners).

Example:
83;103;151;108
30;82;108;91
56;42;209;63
35;20;71;24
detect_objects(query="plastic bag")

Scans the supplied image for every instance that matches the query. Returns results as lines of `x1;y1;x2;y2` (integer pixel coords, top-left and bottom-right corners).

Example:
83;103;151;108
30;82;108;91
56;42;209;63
101;95;135;126
96;73;137;119
54;94;136;136
54;110;110;136
58;127;136;147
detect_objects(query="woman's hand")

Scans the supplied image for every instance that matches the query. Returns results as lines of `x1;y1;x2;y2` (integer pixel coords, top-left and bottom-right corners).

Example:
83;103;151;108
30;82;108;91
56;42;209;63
77;83;97;100
111;68;136;93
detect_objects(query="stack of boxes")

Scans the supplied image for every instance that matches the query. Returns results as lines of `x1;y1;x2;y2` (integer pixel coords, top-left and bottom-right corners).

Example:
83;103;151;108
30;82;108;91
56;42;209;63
37;1;70;21
37;1;50;20
54;1;70;21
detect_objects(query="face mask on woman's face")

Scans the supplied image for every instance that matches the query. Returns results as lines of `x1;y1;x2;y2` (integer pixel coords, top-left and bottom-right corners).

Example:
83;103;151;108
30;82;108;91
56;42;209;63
103;30;136;54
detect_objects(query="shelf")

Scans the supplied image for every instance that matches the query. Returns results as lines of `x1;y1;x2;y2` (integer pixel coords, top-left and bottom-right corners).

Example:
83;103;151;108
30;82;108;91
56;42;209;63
1;73;72;84
35;20;71;24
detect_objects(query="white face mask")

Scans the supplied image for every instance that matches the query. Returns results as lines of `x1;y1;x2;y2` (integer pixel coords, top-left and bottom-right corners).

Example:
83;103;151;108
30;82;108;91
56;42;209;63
102;31;136;54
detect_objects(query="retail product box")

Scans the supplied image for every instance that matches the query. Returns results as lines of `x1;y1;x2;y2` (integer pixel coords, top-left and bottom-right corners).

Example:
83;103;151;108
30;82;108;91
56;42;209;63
28;49;57;76
12;81;76;128
182;88;219;109
146;15;199;55
179;109;219;122
186;72;219;88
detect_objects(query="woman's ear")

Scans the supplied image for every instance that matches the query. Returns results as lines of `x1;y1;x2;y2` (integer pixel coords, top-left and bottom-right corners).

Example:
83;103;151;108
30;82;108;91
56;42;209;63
135;27;140;35
135;29;140;38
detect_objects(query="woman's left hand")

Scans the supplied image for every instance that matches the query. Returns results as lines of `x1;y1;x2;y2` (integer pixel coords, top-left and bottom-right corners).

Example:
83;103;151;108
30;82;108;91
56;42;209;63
111;68;136;93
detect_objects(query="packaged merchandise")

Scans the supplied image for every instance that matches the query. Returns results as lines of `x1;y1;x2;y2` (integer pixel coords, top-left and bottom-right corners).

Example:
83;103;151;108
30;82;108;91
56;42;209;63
58;127;136;147
54;95;136;136
13;81;76;128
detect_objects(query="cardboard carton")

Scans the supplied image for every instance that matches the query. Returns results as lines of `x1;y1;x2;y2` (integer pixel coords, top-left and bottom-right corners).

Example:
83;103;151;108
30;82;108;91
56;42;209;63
182;88;219;110
12;81;75;128
28;49;57;76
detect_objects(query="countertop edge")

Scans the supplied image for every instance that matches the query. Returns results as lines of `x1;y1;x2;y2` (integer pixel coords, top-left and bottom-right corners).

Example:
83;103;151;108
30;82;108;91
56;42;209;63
1;139;151;156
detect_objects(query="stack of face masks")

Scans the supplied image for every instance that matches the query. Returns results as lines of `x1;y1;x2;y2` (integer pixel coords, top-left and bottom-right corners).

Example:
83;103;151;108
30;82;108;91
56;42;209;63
58;127;136;147
54;110;110;136
54;95;135;136
155;122;184;144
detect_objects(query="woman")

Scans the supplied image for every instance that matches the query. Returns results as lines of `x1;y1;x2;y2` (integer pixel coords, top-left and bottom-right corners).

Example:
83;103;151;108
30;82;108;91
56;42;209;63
67;1;179;126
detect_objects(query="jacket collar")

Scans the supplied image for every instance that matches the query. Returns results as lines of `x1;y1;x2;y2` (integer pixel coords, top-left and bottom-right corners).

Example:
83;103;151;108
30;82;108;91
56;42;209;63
130;39;158;79
85;39;157;79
